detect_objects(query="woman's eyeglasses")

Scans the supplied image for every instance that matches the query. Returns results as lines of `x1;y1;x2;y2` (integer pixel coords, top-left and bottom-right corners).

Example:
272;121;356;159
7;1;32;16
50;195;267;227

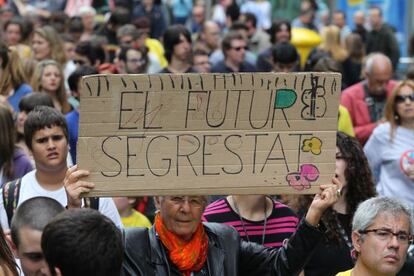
395;93;414;104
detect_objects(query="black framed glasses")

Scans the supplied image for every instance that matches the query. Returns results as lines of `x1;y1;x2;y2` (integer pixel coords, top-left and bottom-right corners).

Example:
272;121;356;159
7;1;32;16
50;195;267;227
358;228;413;244
395;93;414;104
127;58;146;65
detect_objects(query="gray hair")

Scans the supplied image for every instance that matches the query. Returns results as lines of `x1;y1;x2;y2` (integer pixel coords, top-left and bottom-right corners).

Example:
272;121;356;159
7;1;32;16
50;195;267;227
116;24;140;40
364;52;391;74
352;197;414;234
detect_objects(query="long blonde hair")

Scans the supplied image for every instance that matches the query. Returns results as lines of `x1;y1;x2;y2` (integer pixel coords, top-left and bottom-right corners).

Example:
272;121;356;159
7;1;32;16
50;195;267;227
0;42;28;96
33;25;67;66
30;59;71;114
319;25;348;62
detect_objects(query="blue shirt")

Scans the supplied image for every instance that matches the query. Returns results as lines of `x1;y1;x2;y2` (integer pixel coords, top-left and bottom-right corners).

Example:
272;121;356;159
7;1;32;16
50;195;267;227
8;84;32;113
65;109;79;164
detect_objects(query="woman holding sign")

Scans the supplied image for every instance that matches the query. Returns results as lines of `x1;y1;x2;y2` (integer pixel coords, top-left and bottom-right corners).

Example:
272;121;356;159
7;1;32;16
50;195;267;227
364;80;414;207
296;132;376;276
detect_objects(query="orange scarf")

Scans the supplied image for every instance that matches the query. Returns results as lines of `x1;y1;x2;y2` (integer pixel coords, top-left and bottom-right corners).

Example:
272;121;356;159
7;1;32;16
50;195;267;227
154;213;208;276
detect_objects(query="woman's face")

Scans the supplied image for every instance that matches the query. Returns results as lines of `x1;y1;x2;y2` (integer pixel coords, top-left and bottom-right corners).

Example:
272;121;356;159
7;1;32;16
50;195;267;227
395;85;414;124
335;147;348;188
5;23;22;45
64;41;76;61
32;33;51;60
41;64;62;93
275;24;290;43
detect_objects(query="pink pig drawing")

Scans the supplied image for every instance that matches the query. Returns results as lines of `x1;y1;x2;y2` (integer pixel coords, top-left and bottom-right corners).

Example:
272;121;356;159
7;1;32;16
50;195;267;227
285;164;320;191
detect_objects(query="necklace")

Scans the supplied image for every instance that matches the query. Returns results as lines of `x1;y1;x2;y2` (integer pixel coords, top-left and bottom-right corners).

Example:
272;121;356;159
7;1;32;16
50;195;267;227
334;212;354;264
231;196;268;245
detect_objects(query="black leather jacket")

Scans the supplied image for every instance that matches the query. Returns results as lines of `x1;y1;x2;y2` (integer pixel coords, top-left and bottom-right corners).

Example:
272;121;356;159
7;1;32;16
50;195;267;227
121;219;323;276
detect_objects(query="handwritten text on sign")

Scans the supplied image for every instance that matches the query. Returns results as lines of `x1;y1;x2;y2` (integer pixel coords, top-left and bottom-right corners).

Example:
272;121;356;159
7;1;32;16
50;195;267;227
78;73;341;196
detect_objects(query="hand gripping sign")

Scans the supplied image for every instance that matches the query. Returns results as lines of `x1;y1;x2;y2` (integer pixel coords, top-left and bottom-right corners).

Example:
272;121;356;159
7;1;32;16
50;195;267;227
77;73;341;196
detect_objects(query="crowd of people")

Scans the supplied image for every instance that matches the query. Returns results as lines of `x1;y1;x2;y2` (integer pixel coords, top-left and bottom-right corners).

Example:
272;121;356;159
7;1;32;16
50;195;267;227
0;0;414;275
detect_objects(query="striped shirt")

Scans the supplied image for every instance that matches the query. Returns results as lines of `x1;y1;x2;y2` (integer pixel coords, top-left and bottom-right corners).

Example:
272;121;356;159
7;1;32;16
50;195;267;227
202;197;299;248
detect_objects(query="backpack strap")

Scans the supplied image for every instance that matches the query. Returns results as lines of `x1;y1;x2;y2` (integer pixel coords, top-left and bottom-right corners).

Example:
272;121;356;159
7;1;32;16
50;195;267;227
2;178;22;227
83;197;100;210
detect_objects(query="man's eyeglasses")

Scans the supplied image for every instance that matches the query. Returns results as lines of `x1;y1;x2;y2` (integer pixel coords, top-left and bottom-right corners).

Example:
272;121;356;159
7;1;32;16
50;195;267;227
230;46;248;51
358;228;413;244
127;58;146;65
167;196;206;208
395;93;414;104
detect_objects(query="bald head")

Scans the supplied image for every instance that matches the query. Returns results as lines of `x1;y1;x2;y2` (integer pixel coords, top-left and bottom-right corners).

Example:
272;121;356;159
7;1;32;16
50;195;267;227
192;5;205;24
353;10;365;26
365;53;392;96
201;21;221;50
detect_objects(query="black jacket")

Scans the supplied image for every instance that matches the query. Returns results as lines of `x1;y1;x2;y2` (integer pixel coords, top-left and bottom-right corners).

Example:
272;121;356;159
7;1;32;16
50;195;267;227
121;219;323;276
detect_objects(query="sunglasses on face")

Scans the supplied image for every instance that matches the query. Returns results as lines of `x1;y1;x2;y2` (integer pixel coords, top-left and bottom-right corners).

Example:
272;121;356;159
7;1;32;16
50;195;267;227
231;46;248;51
395;93;414;103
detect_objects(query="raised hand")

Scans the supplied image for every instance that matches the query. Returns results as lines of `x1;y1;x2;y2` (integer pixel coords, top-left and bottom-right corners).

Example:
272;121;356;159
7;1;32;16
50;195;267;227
305;178;341;227
64;165;95;208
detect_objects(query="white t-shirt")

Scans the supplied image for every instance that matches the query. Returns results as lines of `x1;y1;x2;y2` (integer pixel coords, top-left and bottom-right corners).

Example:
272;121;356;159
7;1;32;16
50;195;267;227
0;170;123;229
364;123;414;207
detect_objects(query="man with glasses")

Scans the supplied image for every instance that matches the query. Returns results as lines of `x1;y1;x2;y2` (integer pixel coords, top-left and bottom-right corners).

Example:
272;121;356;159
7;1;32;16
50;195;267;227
192;49;211;73
211;31;256;73
337;197;413;276
117;46;150;74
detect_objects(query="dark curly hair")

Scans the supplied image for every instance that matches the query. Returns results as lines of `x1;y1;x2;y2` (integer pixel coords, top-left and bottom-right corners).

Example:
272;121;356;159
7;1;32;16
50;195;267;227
298;131;376;243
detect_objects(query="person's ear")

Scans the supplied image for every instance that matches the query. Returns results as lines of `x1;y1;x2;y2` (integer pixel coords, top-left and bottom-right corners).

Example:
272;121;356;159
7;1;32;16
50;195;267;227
7;236;18;257
352;230;362;253
55;267;62;276
154;196;162;210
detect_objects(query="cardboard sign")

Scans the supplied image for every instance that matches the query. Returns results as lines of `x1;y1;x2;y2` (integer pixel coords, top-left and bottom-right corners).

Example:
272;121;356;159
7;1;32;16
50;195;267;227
78;73;341;196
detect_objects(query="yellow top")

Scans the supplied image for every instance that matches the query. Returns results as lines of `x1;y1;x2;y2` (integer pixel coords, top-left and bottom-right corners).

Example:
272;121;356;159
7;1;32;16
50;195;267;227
145;38;168;68
121;209;152;229
336;269;352;276
338;105;355;137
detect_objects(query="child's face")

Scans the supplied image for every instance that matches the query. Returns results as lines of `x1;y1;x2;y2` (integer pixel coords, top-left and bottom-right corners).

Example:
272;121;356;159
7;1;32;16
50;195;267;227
113;197;131;212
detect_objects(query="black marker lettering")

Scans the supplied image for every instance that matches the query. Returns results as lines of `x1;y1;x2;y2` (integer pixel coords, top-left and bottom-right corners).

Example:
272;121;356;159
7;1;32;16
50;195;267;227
185;91;207;128
246;133;268;173
206;90;229;128
101;136;122;177
143;91;162;129
146;135;171;176
176;134;200;176
260;134;289;173
127;136;145;176
222;135;243;174
119;91;142;129
202;134;221;175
